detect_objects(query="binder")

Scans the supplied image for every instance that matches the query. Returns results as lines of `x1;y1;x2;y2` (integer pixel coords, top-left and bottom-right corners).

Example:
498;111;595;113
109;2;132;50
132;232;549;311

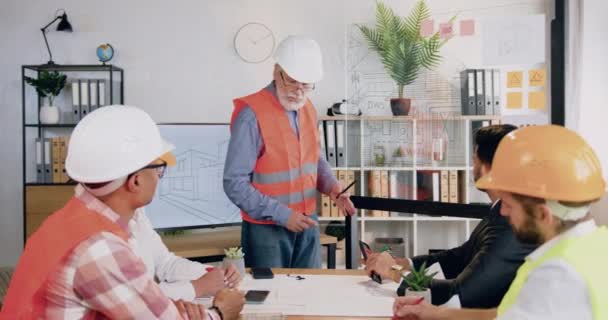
492;69;501;115
432;172;440;202
484;69;493;115
347;170;356;196
80;79;90;117
460;70;476;115
71;80;80;122
98;80;106;107
380;170;389;217
335;120;346;167
440;170;449;202
321;194;331;217
35;138;44;182
388;171;398;198
448;170;458;203
89;79;98;113
43;138;52;183
52;137;61;183
325;121;336;167
475;69;485;115
368;170;382;217
337;170;348;216
331;201;338;218
59;136;69;182
318;122;327;161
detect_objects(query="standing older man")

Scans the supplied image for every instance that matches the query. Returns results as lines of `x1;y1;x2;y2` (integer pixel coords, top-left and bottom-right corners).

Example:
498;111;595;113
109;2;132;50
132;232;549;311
224;35;356;268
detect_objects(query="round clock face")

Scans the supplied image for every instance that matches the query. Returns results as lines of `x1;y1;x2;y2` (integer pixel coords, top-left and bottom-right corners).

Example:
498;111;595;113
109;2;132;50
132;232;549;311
233;23;276;64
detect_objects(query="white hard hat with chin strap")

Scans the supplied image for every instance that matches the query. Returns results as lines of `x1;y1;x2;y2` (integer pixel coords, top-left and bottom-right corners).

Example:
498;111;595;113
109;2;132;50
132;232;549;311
65;105;175;197
274;35;323;84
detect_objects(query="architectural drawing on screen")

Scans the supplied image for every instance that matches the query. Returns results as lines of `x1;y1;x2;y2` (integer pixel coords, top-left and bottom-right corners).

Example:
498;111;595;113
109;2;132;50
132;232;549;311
152;138;240;226
145;125;241;229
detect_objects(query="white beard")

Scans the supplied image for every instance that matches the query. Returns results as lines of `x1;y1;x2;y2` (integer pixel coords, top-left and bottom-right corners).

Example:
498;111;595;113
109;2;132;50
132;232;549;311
278;93;306;111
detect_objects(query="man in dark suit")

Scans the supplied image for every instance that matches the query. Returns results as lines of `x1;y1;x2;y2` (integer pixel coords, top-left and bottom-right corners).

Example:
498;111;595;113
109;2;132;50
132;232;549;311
365;124;537;308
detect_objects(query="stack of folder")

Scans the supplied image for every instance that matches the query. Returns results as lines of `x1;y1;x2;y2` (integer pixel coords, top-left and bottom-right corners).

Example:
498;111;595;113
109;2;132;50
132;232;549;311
320;170;357;218
460;69;501;116
318;120;347;167
35;135;70;183
70;79;108;122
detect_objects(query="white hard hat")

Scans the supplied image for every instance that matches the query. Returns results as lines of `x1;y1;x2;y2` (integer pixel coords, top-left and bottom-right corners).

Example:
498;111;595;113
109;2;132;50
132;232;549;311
274;35;323;83
66;105;175;185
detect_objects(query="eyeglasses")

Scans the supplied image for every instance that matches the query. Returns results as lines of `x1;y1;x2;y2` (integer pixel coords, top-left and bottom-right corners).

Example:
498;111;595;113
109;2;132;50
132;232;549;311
280;71;315;93
129;161;167;179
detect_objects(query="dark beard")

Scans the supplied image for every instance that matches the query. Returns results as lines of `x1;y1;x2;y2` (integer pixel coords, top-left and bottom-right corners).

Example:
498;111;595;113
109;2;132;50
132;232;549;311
513;215;544;245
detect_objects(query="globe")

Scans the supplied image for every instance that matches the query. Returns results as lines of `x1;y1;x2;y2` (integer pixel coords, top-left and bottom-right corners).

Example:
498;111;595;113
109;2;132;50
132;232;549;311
96;43;114;63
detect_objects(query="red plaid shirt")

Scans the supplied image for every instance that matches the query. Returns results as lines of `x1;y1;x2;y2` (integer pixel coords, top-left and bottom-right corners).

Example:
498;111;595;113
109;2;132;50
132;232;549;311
42;185;192;319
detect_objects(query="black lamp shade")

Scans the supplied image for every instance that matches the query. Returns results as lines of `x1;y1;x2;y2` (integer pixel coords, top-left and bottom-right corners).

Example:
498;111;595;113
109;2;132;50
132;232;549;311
56;13;72;32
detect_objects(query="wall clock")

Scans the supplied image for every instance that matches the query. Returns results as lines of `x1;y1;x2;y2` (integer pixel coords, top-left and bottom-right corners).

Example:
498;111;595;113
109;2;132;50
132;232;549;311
233;22;276;64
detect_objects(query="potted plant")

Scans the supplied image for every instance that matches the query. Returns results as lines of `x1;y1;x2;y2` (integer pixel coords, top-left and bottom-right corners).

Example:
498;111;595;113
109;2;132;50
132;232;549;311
223;246;245;279
402;261;438;302
25;70;67;124
358;0;452;116
392;145;407;165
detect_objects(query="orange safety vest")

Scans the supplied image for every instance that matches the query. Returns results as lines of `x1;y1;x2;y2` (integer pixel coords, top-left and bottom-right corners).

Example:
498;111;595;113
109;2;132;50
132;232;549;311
231;89;320;224
0;197;128;320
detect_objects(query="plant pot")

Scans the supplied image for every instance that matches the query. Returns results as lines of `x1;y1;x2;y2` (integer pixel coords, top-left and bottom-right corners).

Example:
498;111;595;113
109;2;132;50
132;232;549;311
40;105;60;124
405;288;432;303
390;98;411;116
223;257;245;279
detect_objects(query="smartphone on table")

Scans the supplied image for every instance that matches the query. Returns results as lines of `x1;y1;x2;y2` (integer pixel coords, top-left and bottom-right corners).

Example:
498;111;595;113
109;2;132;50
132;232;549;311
251;267;274;279
245;290;270;304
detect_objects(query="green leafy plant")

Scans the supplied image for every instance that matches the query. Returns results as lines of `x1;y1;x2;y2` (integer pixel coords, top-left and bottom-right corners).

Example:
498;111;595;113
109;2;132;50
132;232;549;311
24;70;67;106
358;0;453;98
224;246;245;259
402;261;438;291
393;146;404;157
374;153;386;166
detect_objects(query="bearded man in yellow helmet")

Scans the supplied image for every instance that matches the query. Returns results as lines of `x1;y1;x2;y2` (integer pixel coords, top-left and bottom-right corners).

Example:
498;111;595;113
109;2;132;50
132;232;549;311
392;125;607;320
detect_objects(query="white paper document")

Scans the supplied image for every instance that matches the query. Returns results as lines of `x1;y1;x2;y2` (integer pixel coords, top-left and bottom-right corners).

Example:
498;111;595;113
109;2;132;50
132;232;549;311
482;15;546;65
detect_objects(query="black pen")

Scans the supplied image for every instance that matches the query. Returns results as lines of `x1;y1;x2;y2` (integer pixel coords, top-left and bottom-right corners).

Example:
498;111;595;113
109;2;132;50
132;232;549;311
336;180;356;198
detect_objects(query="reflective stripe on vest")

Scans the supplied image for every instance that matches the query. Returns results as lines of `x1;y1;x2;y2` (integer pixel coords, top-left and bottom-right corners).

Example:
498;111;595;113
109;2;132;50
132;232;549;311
497;226;608;318
0;197;127;320
232;88;320;225
252;162;318;185
272;187;318;206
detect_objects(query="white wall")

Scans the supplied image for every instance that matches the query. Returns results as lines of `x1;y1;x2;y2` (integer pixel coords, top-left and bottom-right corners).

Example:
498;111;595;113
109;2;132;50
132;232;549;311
577;0;608;182
0;0;550;266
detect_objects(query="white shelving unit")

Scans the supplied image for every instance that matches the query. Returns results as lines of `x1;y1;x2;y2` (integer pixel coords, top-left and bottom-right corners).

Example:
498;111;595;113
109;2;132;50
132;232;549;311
319;115;499;257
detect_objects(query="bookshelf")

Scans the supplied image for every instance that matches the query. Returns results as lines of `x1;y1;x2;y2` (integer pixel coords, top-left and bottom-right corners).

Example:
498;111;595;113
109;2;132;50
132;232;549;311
318;114;499;257
21;64;124;243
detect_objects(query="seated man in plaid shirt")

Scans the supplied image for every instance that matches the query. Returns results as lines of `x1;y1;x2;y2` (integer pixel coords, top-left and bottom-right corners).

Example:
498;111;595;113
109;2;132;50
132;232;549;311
1;106;244;320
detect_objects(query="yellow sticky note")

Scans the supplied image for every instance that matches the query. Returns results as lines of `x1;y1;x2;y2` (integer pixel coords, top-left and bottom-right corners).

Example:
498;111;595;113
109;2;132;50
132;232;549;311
529;69;546;87
528;91;546;110
507;71;523;88
506;92;523;109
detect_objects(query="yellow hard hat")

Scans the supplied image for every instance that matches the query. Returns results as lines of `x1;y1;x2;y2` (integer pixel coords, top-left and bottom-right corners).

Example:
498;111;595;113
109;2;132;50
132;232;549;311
476;125;605;202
